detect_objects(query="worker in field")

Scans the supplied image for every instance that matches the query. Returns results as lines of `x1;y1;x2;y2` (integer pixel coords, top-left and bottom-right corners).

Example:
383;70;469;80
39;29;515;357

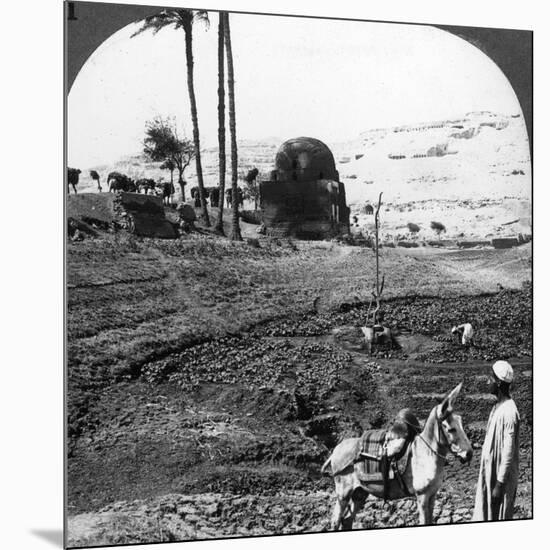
472;360;520;521
451;323;474;345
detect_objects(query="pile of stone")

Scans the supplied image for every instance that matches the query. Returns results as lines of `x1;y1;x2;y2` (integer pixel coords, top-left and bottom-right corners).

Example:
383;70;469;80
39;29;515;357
112;192;177;238
67;192;178;239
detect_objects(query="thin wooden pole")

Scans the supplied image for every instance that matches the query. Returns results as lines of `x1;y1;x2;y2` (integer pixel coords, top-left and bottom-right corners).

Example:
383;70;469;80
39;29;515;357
374;192;383;324
375;192;382;294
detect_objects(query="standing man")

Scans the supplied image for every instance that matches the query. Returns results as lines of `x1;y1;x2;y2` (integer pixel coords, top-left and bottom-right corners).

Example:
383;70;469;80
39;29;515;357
472;360;520;521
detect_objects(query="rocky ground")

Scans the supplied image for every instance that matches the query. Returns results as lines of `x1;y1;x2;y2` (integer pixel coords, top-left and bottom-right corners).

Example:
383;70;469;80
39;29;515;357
68;343;532;546
66;232;532;547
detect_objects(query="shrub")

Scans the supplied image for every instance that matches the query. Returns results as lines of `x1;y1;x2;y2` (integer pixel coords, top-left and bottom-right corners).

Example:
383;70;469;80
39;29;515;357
407;223;420;234
430;221;446;238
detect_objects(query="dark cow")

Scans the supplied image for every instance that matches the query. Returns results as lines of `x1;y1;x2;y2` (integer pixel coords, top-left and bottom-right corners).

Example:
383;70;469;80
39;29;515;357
191;186;210;208
67;167;81;194
159;182;176;205
135;178;156;195
206;186;220;208
226;187;244;207
108;171;125;191
108;172;136;192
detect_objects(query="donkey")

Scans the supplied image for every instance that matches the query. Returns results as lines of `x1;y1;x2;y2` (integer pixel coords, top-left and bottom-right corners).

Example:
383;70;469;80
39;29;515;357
322;383;473;529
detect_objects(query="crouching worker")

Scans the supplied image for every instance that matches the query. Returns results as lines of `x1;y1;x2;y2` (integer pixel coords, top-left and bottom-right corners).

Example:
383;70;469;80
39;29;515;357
451;323;474;346
379;408;421;498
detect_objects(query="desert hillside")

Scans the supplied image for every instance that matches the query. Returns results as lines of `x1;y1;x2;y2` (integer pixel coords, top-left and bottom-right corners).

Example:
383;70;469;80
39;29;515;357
331;112;531;240
332;111;530;202
74;111;531;240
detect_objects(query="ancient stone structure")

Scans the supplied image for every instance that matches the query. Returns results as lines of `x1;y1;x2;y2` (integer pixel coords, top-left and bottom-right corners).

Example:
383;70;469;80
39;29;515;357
259;137;350;239
67;192;177;238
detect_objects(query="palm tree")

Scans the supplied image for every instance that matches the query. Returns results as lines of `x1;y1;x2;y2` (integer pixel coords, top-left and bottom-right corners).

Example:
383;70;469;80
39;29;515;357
132;9;211;226
215;12;226;235
223;12;241;241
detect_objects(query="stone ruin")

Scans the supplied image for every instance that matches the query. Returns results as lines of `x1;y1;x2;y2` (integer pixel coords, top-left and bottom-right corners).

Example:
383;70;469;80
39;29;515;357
259;137;350;239
67;192;177;238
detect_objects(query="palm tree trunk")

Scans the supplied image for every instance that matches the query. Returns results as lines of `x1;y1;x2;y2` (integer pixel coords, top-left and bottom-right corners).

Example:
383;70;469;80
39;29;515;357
215;13;226;235
183;22;210;226
224;13;241;241
178;172;185;201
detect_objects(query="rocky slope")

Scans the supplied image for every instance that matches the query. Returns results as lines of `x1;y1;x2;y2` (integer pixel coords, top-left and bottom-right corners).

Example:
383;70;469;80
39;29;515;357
73;112;530;241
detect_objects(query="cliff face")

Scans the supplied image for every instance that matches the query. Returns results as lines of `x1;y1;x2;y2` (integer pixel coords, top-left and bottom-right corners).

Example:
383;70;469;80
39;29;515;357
331;111;530;205
328;112;531;240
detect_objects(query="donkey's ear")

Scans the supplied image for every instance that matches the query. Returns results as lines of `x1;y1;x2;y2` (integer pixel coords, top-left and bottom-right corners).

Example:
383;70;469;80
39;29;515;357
447;382;463;407
437;398;449;419
437;383;462;419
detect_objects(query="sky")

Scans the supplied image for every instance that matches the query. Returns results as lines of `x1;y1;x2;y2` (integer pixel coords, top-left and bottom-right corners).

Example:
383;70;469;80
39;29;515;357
67;12;522;169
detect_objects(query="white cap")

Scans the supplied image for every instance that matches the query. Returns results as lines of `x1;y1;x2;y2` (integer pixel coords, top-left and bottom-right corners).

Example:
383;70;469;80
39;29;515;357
492;360;514;383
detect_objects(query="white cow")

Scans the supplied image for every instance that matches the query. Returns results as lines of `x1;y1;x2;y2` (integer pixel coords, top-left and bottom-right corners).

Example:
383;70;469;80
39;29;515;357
451;323;474;345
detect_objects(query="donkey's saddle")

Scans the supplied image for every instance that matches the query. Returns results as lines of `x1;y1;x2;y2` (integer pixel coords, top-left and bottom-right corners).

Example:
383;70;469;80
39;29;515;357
355;429;412;484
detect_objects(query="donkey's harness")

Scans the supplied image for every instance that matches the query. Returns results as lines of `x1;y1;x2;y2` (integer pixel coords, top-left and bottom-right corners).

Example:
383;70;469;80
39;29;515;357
355;414;449;499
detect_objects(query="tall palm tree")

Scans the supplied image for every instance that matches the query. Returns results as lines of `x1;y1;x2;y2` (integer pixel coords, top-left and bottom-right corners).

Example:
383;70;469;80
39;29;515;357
215;12;226;235
132;9;211;226
223;12;242;241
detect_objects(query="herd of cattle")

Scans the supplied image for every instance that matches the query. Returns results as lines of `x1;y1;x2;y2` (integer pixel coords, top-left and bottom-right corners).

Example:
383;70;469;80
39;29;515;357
67;167;244;208
67;168;175;204
191;186;244;208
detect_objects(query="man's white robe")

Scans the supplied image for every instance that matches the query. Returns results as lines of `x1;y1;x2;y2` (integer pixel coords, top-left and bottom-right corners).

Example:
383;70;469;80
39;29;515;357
472;398;520;521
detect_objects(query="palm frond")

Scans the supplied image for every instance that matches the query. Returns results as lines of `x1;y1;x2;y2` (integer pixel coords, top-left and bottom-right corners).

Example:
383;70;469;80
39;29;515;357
132;9;210;38
175;9;210;30
130;10;179;38
193;10;210;30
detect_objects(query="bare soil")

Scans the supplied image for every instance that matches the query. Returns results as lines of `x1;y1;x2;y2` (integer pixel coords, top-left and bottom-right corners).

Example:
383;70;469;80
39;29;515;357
66;224;532;547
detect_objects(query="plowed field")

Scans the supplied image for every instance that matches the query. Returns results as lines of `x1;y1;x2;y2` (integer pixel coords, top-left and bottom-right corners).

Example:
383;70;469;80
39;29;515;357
66;232;532;547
